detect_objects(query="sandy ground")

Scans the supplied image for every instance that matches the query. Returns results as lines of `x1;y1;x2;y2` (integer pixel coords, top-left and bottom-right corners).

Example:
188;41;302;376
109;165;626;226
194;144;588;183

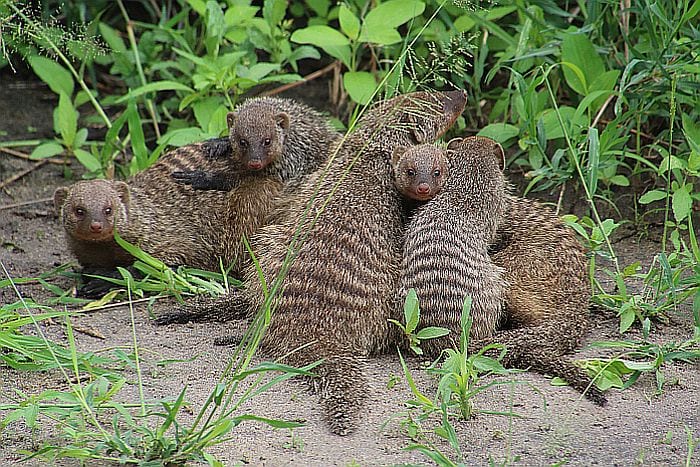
1;76;699;466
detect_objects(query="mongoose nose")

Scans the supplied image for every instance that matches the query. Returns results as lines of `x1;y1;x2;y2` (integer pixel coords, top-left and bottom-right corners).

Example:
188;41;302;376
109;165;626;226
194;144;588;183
416;183;431;195
443;89;468;114
248;160;264;170
89;221;103;233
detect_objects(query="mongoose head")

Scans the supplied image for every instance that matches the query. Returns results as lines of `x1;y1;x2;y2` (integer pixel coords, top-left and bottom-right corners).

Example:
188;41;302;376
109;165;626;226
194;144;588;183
392;144;449;201
54;180;129;242
227;107;290;171
360;90;467;147
446;136;506;172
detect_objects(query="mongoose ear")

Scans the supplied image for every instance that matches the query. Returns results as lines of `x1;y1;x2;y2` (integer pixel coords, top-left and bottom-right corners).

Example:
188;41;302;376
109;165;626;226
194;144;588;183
392;146;408;166
113;181;130;206
275;112;290;131
226;111;238;129
446;137;463;150
53;187;69;212
494;142;506;171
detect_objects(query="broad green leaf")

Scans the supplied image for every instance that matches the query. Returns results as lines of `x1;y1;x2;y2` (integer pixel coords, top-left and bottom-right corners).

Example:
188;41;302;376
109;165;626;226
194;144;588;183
588;70;620;111
56;92;77;147
415;326;450;340
205;0;226;55
538;106;587;140
477;123;520;142
682;113;700;154
187;0;207;16
453;6;518;32
339;4;361;40
360;0;425;45
240;62;281;81
672;185;692;222
98;23;127;53
263;0;286;27
608;175;629;186
115;81;194;103
343;71;376;105
126;100;148;170
403;288;420;334
73;148;102;172
561;32;604;96
30;142;64;159
29;55;73;97
291;26;352;68
619;307;635;333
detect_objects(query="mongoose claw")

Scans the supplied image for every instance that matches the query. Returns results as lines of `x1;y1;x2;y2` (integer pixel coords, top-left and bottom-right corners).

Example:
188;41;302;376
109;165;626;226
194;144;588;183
212;335;242;346
172;170;233;191
77;278;117;298
201;137;231;159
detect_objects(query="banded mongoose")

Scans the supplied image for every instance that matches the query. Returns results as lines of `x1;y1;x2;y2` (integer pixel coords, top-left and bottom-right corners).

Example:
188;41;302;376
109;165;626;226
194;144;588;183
54;139;235;279
172;96;340;193
158;90;469;435
392;137;507;357
392;137;606;404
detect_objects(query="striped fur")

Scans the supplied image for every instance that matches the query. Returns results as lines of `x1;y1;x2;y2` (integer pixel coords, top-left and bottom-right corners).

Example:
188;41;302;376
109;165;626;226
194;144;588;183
159;90;469;434
393;137;507;356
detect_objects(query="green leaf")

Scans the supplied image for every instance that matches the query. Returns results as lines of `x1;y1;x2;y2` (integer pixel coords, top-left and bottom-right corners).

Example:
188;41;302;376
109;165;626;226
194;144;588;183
29;55;74;97
30;142;64;159
561;32;604;96
343;71;376;105
339;4;361;40
98;23;127;53
263;0;286;27
56;92;78;147
73;148;102;172
608;175;629;186
682;113;700;154
586;128;599;195
115;81;194;103
361;0;425;45
477;123;519;143
403;288;420;334
415;326;450;340
672;185;692;222
638;189;667;204
291;26;352;67
538;106;587;140
619;307;635;334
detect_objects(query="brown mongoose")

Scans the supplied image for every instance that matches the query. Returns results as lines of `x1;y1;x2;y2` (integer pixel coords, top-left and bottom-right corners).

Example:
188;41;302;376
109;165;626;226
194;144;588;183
392;137;507;357
171;96;340;193
392;137;606;404
157;90;469;435
54;140;238;278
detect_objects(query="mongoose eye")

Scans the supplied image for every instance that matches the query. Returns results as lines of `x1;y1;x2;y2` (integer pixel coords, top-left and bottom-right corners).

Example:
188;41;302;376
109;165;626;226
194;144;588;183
406;169;416;177
104;207;112;216
239;139;248;148
433;169;441;177
75;207;85;217
263;138;271;146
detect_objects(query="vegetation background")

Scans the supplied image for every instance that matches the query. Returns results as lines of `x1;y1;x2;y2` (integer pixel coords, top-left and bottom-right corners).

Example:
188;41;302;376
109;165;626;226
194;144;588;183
0;0;698;464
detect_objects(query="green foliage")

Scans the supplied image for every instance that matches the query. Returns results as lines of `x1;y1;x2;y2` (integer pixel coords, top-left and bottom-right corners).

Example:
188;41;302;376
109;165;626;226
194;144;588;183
388;288;450;356
394;294;519;465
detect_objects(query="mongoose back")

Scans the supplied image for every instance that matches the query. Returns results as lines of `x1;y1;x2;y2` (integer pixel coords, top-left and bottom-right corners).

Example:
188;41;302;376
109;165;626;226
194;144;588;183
393;137;507;356
392;138;605;403
159;90;468;435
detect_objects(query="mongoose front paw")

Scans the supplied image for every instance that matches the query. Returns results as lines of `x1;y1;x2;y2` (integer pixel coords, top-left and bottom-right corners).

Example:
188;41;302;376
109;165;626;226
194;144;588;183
172;170;211;189
153;310;196;325
78;278;119;298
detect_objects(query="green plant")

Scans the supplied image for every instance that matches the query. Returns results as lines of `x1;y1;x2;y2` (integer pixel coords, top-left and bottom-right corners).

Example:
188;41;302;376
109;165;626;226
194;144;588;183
579;319;700;393
393;293;521;465
388;288;450;356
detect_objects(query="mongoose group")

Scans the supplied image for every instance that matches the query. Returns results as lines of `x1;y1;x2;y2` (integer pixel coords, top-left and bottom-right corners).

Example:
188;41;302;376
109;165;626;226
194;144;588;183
54;89;604;435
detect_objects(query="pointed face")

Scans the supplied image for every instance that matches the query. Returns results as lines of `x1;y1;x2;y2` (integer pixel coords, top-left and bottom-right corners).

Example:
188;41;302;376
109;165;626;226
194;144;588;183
228;110;290;171
392;144;449;202
55;180;128;242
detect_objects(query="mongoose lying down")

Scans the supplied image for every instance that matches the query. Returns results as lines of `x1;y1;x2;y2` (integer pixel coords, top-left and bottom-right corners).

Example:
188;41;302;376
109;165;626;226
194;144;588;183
157;89;469;434
392;136;606;405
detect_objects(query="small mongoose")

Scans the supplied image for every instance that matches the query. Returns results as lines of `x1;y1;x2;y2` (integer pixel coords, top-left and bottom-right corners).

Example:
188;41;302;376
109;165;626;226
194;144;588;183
158;90;469;435
392;137;605;404
172;96;340;193
54;140;237;278
392;137;507;357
